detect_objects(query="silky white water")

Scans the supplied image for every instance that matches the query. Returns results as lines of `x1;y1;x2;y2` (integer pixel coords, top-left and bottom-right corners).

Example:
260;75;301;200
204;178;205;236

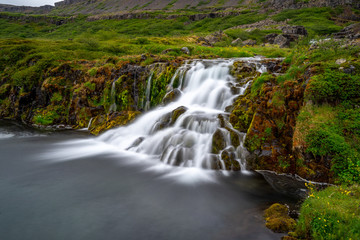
96;58;267;170
43;58;270;174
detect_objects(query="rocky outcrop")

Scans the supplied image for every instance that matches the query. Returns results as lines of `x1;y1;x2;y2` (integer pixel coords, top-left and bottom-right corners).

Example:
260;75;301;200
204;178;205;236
266;26;308;48
0;13;71;25
333;22;360;39
265;0;360;10
0;58;180;132
0;4;53;14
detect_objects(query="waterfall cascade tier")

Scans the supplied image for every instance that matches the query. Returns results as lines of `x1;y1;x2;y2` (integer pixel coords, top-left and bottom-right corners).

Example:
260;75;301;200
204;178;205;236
98;58;272;171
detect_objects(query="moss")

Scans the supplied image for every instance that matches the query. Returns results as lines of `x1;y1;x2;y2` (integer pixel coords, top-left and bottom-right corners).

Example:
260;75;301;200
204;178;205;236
212;128;227;154
90;111;141;135
264;203;296;233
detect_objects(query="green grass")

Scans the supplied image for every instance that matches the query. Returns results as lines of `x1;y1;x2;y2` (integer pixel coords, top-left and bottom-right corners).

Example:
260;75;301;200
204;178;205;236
296;184;360;240
0;11;267;39
272;7;344;35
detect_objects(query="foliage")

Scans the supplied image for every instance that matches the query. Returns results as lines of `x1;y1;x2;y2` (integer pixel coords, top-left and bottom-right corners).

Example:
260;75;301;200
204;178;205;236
306;69;360;105
251;72;274;96
272;7;343;35
296;184;360;240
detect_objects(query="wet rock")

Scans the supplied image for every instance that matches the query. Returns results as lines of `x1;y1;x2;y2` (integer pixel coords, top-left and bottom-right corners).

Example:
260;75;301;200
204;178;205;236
127;137;145;150
170;106;187;125
90;111;141;135
211;128;227;154
207;154;222;170
220;150;241;171
181;47;190;55
264;203;296;233
152;112;172;132
162;89;181;105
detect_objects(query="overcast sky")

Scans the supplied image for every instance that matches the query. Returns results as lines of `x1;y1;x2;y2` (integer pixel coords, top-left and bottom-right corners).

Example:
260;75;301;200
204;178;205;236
0;0;59;6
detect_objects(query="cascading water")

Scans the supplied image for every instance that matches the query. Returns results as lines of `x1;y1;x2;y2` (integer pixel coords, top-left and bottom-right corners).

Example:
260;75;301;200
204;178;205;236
109;81;117;112
144;71;153;111
97;58;268;171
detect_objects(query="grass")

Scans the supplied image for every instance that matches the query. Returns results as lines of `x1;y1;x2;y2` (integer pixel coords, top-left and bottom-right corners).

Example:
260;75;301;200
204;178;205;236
272;7;344;36
0;11;267;39
295;184;360;240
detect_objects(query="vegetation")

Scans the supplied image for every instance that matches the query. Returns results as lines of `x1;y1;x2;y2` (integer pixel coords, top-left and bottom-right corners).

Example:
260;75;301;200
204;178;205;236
295;184;360;240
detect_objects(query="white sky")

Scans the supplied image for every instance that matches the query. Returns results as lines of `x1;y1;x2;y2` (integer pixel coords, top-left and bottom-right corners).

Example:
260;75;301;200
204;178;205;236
0;0;59;6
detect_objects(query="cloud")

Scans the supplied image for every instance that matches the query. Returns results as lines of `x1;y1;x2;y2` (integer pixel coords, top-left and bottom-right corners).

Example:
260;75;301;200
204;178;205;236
0;0;59;7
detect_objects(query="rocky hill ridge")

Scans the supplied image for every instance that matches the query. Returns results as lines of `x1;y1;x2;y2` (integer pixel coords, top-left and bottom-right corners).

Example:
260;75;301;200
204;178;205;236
1;0;359;15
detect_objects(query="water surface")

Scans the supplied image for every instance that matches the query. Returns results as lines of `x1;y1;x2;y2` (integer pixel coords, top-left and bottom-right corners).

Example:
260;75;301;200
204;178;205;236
0;120;296;240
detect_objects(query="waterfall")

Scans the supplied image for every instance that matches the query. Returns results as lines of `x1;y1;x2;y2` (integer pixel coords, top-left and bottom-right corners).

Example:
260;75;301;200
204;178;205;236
109;81;117;112
97;58;269;171
144;71;153;111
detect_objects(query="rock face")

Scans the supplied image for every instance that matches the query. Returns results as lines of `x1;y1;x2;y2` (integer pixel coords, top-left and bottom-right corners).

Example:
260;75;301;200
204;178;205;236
333;23;360;39
0;4;53;14
266;26;308;48
0;57;179;132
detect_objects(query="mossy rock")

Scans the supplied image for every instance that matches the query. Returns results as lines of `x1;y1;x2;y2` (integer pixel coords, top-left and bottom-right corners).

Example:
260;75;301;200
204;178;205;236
220;150;241;171
170;106;187;125
264;203;296;233
90;111;141;135
212;128;227;154
162;89;181;105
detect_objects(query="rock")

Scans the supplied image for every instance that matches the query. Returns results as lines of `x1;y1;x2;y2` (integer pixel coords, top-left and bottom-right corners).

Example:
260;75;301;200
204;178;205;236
221;150;240;170
343;65;356;75
335;58;347;65
282;26;308;36
152;112;172;132
161;49;175;54
211;128;227;154
127;137;145;150
231;38;243;46
333;23;360;40
180;47;190;55
242;39;257;46
162;89;181;105
170;106;187;125
264;203;296;233
204;31;228;45
273;34;291;48
257;170;330;198
265;33;279;44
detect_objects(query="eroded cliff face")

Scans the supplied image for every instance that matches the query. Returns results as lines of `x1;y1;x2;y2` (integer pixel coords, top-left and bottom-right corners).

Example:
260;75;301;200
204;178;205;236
0;57;181;134
229;59;334;182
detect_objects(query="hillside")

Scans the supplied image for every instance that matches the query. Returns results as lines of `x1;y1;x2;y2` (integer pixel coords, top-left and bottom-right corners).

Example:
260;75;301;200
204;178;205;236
1;0;359;15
